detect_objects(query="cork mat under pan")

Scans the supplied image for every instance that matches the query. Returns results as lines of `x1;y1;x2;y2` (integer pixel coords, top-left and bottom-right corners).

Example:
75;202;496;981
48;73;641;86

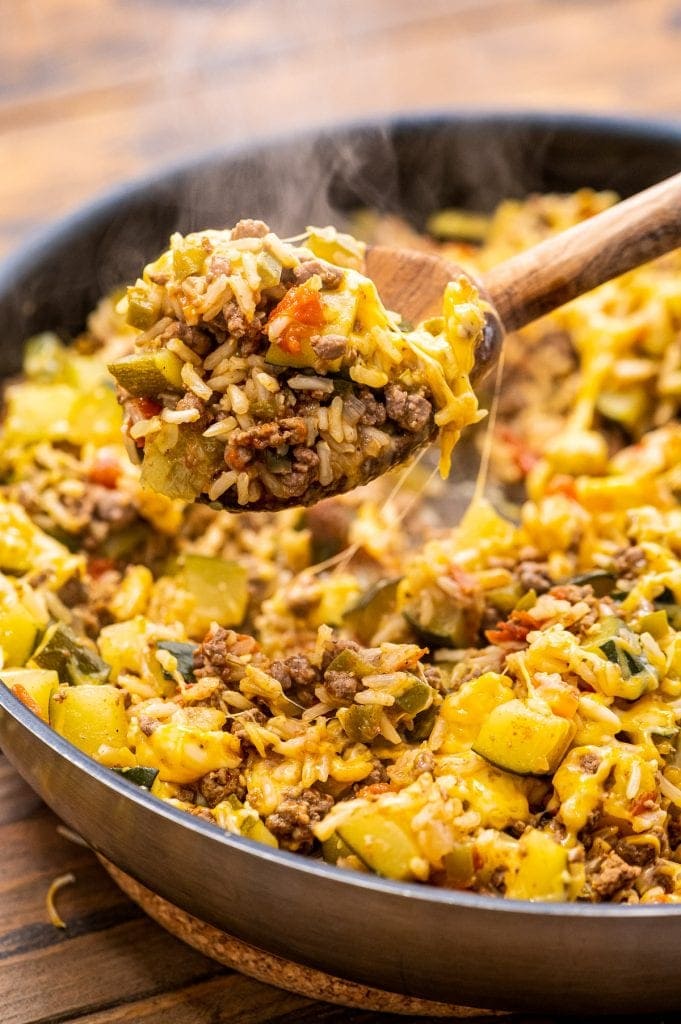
101;857;502;1017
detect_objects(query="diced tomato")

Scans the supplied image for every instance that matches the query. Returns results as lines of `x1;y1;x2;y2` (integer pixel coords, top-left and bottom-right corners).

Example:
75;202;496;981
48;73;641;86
87;557;116;578
89;451;121;489
630;790;657;816
497;427;539;475
485;610;540;648
269;285;324;354
129;396;162;419
545;474;578;501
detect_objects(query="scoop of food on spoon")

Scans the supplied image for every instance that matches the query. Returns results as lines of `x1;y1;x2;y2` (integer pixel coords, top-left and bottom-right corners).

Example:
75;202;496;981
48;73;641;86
108;172;681;511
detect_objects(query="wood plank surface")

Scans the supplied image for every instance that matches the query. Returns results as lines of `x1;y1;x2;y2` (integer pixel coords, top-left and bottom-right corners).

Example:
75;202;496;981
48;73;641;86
1;2;681;1021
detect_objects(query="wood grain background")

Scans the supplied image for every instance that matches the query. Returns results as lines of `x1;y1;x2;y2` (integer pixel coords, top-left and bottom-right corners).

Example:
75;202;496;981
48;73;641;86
2;2;681;1021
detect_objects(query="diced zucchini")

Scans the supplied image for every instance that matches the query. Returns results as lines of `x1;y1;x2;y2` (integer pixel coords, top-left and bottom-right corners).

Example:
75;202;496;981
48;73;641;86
108;351;184;396
584;616;657;700
172;245;205;280
0;500;81;586
443;843;476;888
141;424;224;501
167;554;249;636
265;336;317;369
1;668;59;721
0;587;39;667
343;578;400;644
156;640;197;682
565;571;616;597
49;683;128;757
305;227;364;269
112;765;159;788
403;597;476;650
221;794;279;847
638;609;669;640
68;384;123;446
321;831;356;865
337;704;383;743
31;622;110;685
472;699;575;776
336;805;421;881
23;333;68;382
126;283;162;330
505;830;570;902
256;252;282;288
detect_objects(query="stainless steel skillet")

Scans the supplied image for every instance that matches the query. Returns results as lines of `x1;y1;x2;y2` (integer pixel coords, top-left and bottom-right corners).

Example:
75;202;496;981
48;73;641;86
2;113;681;1015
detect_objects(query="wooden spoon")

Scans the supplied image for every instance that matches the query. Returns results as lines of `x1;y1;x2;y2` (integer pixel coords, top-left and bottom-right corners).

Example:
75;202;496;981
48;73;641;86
365;170;681;382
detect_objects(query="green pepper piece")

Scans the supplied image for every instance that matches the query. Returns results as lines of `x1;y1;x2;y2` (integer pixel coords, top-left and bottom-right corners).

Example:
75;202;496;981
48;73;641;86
337;703;383;743
409;703;438;742
156;640;197;682
108;351;184;396
32;622;110;686
394;679;433;716
126;284;161;330
325;649;377;678
112;766;159;788
343;578;400;645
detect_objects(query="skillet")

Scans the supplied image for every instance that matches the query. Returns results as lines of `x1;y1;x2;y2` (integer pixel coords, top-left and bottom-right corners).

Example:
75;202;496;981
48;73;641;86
2;113;681;1015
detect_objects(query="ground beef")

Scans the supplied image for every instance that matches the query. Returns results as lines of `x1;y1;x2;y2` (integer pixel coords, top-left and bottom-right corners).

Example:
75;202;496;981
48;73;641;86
579;752;601;774
615;838;657;868
293;259;343;289
178;324;213;357
357;388;387;427
270;654;319;691
227;417;308;458
193;626;262;685
589;851;641;898
284;446;321;498
323;670;359;701
614;544;647;580
311;333;348;360
231;218;269;240
384;384;433;433
56;576;88;608
229;708;268;743
175;391;210;430
515;559;553;594
207;253;231;280
304;499;352;561
264;788;334;852
198;767;246;807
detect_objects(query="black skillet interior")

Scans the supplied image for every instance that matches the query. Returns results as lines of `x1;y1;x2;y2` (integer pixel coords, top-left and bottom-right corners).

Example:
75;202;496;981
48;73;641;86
2;113;681;1016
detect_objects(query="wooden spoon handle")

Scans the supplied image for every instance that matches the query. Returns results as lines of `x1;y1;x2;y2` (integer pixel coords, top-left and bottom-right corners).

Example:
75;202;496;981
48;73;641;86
483;171;681;332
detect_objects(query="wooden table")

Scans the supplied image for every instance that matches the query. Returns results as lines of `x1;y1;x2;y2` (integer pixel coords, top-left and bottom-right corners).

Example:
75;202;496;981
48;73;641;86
2;2;680;1021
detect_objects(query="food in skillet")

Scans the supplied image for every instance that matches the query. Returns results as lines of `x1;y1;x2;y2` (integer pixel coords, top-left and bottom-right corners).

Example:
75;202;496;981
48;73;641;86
108;220;483;510
4;191;681;903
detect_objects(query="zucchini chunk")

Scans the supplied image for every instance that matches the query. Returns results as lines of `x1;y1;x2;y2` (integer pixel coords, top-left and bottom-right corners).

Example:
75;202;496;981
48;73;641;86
49;684;128;757
472;699;575;776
